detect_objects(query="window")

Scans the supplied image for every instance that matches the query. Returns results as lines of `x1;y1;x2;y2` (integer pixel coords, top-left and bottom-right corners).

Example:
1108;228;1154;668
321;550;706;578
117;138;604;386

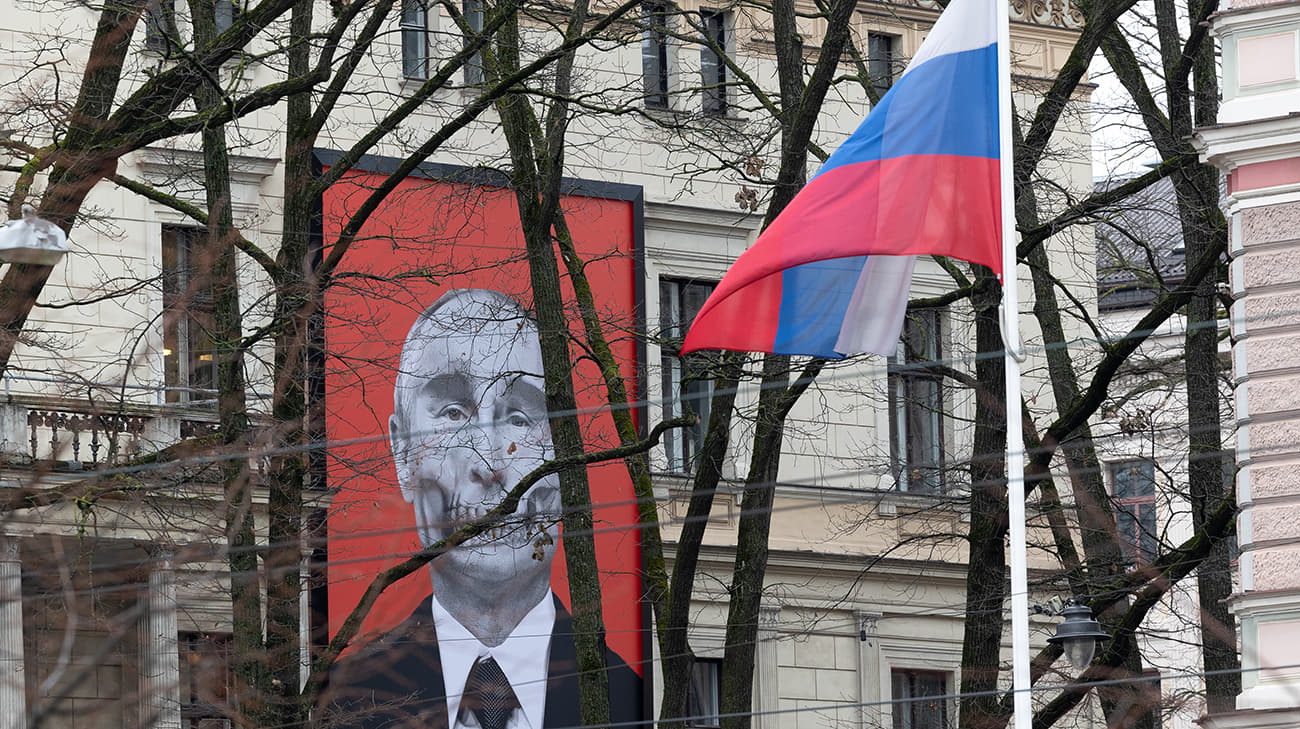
687;658;721;728
463;0;486;85
179;632;233;729
401;0;429;80
1112;460;1158;567
660;279;715;473
699;10;728;115
891;669;948;729
642;2;671;108
162;227;217;405
867;33;898;99
144;0;179;54
215;0;240;34
888;310;945;493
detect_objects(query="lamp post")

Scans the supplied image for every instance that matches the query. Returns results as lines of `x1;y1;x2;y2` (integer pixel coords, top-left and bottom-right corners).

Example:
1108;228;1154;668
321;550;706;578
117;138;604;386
1047;599;1110;671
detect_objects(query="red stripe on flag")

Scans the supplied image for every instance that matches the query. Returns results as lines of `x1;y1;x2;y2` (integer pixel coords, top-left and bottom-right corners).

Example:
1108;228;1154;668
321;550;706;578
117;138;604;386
684;270;783;354
769;155;1001;274
683;153;1000;355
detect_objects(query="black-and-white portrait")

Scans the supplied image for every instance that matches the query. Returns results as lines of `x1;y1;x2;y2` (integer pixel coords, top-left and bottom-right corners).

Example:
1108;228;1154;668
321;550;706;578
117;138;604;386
323;289;642;729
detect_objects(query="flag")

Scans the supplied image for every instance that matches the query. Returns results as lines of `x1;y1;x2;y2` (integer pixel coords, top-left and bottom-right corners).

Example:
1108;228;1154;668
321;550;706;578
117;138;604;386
682;0;1002;358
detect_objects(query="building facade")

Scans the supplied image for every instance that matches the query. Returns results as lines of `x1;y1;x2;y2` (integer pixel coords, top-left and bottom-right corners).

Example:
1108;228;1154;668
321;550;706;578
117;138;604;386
0;1;1094;728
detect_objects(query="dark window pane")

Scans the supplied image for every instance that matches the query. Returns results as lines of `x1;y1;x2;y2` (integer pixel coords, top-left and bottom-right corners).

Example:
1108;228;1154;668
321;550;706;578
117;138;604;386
868;33;896;97
464;0;485;85
145;0;179;54
180;632;232;729
643;3;670;108
215;0;239;33
1139;502;1158;563
1114;460;1155;499
1112;460;1158;566
700;10;727;115
889;310;945;493
162;226;217;405
660;278;716;473
892;669;948;729
402;0;429;79
687;659;721;727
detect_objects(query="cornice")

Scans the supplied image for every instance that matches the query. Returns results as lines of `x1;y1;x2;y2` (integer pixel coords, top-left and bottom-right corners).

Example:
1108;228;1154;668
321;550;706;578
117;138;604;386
1194;112;1300;171
135;146;278;187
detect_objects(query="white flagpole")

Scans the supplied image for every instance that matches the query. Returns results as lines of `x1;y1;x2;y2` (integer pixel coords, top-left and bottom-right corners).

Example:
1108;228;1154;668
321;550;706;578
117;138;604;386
996;0;1032;727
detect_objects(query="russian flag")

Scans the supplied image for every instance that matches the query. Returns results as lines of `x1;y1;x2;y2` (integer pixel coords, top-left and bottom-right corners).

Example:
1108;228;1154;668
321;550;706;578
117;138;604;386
682;0;1002;358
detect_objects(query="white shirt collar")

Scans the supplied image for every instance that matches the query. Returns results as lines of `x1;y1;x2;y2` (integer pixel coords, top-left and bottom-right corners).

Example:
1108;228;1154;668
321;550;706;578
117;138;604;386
430;591;556;729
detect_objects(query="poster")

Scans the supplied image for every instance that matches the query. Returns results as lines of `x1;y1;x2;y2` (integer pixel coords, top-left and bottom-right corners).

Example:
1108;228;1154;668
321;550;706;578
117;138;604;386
319;153;646;728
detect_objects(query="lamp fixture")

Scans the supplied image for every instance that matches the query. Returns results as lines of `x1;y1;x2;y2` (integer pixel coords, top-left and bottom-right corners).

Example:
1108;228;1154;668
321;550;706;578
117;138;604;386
0;205;69;266
1046;598;1109;671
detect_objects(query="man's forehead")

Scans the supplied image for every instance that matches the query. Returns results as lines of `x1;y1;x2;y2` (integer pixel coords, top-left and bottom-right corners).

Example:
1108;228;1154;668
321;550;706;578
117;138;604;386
404;318;541;377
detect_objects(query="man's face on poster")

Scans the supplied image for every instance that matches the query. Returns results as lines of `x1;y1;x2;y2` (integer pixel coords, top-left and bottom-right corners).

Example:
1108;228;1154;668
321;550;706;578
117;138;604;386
388;292;561;588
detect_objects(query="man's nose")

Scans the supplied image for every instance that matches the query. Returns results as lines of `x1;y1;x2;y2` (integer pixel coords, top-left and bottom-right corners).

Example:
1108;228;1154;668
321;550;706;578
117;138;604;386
468;421;511;488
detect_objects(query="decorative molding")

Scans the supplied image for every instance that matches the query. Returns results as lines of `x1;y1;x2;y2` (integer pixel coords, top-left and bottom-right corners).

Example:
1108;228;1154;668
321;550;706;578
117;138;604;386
135;147;278;188
877;0;1083;27
1007;0;1084;28
133;147;278;220
0;537;16;563
858;611;882;637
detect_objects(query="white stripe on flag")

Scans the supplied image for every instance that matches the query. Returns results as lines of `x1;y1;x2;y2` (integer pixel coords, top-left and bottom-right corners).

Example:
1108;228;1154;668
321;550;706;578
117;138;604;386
902;0;997;78
834;255;917;357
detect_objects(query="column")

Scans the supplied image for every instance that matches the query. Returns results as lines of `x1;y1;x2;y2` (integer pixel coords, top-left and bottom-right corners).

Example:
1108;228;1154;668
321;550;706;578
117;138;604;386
140;552;181;729
0;538;24;729
1196;4;1300;725
856;611;883;729
753;604;781;729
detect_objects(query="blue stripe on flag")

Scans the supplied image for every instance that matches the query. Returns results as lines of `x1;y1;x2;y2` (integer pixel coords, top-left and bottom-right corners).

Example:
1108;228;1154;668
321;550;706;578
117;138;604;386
813;43;998;181
771;256;868;358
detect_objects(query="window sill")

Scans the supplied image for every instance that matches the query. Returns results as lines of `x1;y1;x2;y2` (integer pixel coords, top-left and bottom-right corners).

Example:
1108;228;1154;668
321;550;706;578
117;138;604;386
875;488;969;522
638;105;748;124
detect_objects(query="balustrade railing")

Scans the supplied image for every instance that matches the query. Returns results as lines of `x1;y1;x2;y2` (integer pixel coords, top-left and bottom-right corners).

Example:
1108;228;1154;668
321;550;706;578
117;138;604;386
25;409;151;467
2;402;223;471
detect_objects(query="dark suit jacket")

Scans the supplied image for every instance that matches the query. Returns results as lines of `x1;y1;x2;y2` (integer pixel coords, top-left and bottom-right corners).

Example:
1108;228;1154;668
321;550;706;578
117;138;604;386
321;594;643;729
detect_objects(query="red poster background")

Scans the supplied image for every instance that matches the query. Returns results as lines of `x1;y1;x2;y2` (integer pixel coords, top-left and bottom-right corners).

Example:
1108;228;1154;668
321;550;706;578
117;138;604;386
322;162;644;676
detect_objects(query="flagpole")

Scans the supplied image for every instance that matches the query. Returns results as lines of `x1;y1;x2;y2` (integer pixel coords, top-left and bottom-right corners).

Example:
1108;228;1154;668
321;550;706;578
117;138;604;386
996;0;1031;726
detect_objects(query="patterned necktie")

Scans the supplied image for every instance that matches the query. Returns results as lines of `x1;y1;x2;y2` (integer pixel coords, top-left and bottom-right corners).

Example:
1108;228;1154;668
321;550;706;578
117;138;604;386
461;656;521;729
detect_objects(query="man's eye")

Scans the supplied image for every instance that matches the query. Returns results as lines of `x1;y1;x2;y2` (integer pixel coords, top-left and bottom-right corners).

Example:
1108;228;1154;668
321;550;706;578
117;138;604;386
504;410;532;428
437;405;469;422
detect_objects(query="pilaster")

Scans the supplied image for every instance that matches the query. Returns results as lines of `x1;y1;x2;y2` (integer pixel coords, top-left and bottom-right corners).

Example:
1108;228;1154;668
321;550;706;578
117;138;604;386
0;537;24;729
856;611;883;729
140;551;181;729
753;604;781;729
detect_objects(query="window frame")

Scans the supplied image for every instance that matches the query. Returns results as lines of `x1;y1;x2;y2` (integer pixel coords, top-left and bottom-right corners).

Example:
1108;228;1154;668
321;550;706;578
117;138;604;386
215;0;241;34
867;32;900;99
891;668;950;729
642;2;672;108
659;278;716;474
686;657;722;728
162;226;217;405
699;9;728;115
179;631;234;729
400;0;430;80
463;0;486;86
1110;459;1159;567
887;309;947;494
144;0;180;55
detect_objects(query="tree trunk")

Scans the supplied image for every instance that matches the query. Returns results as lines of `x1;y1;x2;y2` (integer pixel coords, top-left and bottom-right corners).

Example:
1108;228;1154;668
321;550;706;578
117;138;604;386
958;274;1008;729
189;1;267;724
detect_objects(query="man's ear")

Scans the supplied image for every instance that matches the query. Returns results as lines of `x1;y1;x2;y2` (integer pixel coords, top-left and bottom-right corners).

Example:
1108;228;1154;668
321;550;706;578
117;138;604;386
389;413;417;504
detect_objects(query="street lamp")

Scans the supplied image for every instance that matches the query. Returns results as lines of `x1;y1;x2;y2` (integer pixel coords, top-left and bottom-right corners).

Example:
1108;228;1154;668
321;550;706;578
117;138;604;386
1047;599;1109;671
0;205;69;266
